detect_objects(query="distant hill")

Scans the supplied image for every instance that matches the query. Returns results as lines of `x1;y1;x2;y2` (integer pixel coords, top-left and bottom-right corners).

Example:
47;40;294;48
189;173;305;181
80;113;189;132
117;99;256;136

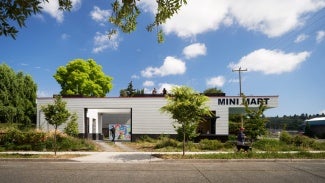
266;113;325;131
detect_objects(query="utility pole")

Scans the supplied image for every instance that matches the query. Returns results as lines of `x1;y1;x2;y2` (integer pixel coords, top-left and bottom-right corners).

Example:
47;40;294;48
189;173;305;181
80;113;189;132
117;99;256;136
232;67;247;128
232;67;247;96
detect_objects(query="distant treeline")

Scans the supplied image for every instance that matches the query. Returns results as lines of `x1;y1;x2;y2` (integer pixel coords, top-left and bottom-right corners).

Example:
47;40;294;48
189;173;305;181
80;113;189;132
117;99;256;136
266;113;325;131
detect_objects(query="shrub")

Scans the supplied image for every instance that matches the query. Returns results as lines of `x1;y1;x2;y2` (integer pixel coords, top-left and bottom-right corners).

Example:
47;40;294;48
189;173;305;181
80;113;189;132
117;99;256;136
64;113;79;137
0;128;47;151
155;136;179;149
311;141;325;150
185;141;200;151
279;131;292;144
199;139;223;150
223;141;235;149
253;139;287;151
0;128;25;146
138;135;156;143
0;127;96;151
45;132;96;151
292;135;310;146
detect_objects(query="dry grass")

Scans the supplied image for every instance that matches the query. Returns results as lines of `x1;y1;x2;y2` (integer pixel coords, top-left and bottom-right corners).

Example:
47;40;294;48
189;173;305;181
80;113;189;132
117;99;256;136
0;153;86;159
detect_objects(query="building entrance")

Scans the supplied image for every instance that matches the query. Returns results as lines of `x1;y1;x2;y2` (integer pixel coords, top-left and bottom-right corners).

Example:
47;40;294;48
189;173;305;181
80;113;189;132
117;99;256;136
85;108;132;141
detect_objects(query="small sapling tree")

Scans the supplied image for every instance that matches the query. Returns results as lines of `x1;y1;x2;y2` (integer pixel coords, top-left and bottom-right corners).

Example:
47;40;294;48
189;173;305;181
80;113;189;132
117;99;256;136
41;96;70;156
161;86;212;156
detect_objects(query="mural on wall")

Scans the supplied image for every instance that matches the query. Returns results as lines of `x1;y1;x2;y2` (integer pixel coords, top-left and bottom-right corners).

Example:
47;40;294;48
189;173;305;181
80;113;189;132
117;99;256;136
109;123;131;140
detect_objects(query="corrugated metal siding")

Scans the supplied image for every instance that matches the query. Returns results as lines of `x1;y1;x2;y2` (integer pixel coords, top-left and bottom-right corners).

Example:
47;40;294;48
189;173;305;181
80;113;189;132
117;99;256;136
37;97;176;135
37;96;278;136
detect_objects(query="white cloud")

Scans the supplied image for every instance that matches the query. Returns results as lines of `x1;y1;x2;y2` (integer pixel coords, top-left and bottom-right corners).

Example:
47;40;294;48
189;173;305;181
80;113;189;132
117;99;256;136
70;0;82;11
228;0;325;38
143;83;176;94
294;34;309;43
61;33;70;40
131;74;140;79
228;49;311;75
41;1;64;22
138;0;158;13
158;83;178;94
90;6;111;26
228;78;239;83
140;0;325;38
162;0;228;38
41;0;82;22
206;76;226;88
316;30;325;43
183;43;207;59
37;90;52;97
141;56;186;78
92;32;119;53
143;80;155;87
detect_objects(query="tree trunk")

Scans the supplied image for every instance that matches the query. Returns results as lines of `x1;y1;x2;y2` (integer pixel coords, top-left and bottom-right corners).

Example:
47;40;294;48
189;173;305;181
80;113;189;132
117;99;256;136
54;126;57;156
182;124;185;156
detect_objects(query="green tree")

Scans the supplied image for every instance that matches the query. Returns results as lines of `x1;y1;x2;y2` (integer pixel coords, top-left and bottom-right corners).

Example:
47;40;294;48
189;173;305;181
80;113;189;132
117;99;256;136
0;64;37;126
109;0;187;43
2;0;187;43
304;122;313;138
120;89;128;97
203;87;224;95
54;59;113;97
242;96;268;142
126;81;136;97
229;114;242;135
41;95;70;156
0;0;72;39
120;81;144;97
160;86;212;156
64;113;79;137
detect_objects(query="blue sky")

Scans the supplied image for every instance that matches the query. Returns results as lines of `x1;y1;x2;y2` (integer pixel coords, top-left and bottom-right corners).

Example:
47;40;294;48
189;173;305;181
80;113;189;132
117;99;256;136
0;0;324;117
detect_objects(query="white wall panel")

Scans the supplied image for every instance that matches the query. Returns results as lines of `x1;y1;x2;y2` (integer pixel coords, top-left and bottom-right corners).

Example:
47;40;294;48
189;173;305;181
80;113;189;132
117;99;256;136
37;96;278;136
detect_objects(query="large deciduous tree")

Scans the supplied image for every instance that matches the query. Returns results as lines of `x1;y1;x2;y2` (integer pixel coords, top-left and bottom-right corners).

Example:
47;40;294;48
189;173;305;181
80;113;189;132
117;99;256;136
54;59;113;97
161;86;212;156
0;0;72;39
109;0;187;43
41;95;70;156
0;64;37;126
1;0;187;43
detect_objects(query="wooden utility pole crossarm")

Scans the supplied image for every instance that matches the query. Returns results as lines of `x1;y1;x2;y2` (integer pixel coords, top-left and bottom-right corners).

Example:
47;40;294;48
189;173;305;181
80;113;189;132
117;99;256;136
232;67;247;96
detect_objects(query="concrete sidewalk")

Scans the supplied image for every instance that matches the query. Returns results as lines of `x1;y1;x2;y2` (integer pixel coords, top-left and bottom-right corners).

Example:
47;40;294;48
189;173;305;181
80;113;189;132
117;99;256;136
1;141;324;164
0;141;163;163
71;151;163;163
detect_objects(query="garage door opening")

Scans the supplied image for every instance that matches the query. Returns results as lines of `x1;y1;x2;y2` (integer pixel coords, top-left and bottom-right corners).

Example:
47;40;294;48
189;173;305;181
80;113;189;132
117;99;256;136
85;108;132;141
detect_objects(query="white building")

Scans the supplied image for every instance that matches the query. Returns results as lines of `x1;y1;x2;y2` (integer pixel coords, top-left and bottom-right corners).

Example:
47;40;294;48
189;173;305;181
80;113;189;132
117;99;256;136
305;117;325;138
36;95;278;141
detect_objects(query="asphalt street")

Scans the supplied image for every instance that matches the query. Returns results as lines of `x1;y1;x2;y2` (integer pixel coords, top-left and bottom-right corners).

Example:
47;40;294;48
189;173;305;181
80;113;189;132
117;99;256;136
0;160;324;183
1;141;325;183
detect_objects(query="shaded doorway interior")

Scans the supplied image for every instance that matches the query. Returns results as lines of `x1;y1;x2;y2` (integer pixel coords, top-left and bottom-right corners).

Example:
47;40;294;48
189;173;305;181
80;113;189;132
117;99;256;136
86;108;131;141
198;111;217;135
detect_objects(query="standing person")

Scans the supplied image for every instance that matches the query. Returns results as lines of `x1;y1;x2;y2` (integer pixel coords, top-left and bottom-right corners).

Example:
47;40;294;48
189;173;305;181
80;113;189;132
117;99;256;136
110;126;116;143
237;127;245;151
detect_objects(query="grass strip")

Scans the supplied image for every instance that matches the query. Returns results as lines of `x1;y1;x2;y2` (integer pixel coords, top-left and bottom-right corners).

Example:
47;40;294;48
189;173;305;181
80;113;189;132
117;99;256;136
0;153;85;159
153;152;325;159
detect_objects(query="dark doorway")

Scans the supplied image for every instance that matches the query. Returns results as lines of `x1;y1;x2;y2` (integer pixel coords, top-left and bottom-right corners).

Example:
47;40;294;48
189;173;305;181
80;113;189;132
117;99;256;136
198;111;217;135
84;108;89;138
